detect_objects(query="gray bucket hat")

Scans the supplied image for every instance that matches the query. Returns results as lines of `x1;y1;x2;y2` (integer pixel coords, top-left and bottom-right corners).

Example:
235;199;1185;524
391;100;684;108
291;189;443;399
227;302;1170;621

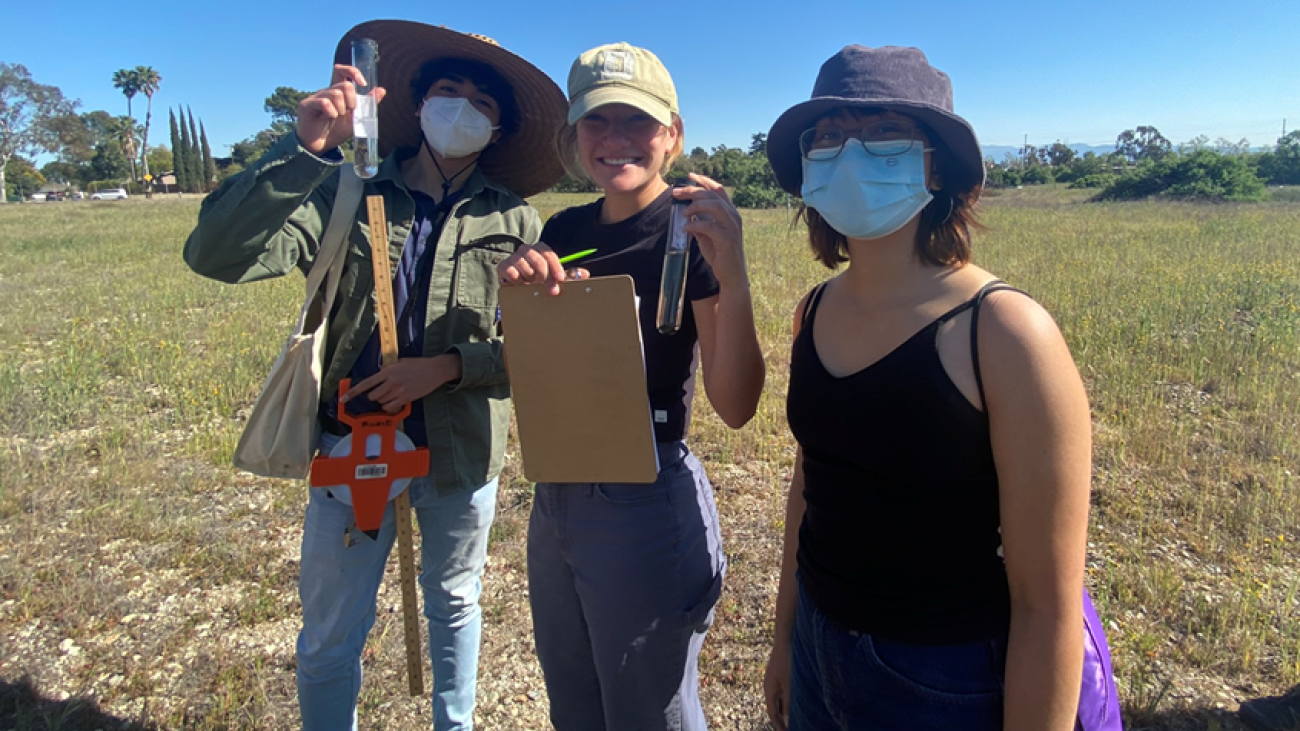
767;45;984;196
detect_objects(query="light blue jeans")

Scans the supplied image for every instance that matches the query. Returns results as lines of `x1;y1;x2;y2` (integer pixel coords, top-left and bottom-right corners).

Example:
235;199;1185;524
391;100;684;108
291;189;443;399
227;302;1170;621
297;432;498;731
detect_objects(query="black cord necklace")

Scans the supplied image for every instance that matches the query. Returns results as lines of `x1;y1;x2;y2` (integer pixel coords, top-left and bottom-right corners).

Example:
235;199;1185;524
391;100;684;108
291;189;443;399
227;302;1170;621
421;137;479;201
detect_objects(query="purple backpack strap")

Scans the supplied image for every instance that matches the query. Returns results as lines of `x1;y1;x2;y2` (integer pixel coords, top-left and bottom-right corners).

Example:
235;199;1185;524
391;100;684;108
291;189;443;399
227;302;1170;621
1077;588;1124;730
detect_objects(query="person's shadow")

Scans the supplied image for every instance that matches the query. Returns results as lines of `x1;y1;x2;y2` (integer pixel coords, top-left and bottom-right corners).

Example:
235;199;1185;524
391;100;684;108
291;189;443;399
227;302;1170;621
1237;684;1300;731
0;676;157;731
1117;685;1300;731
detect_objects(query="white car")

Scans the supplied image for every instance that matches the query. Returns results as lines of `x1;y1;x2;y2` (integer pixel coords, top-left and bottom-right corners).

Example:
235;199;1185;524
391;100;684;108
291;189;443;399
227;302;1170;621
91;188;129;201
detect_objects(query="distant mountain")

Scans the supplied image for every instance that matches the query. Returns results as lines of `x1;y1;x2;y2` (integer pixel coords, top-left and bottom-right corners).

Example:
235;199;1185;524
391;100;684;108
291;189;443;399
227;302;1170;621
982;143;1114;162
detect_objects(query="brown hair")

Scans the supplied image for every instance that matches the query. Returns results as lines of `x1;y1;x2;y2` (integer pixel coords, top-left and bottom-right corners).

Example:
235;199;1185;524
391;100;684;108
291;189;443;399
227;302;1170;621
411;58;519;138
799;110;983;269
556;114;684;184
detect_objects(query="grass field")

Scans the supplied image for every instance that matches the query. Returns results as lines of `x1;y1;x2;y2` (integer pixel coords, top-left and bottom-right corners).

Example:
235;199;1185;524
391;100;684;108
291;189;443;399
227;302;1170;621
0;187;1297;730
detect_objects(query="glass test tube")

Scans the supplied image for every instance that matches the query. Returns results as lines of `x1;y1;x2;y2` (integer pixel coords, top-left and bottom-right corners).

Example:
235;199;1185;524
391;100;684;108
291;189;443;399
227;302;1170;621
351;38;379;179
656;180;692;335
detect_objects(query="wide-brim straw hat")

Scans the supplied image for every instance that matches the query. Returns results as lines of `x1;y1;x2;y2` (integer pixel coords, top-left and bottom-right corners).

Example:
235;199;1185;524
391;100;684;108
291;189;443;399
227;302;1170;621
767;45;984;197
334;20;567;197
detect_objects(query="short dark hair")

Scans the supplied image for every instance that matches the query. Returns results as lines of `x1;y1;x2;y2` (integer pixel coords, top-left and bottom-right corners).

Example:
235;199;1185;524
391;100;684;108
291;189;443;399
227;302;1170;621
410;57;519;138
799;110;983;269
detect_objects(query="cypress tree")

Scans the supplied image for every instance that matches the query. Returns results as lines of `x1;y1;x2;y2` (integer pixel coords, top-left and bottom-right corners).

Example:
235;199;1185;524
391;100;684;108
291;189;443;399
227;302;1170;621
170;108;188;193
178;109;194;192
200;121;216;190
186;107;203;191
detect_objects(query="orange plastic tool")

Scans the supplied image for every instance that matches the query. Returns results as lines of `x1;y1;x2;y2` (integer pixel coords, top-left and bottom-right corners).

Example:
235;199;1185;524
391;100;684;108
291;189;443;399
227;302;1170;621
309;383;430;535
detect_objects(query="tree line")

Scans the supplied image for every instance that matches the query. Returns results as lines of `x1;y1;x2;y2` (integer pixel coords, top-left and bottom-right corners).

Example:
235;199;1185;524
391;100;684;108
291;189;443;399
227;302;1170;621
223;88;790;208
6;62;1296;206
985;125;1300;202
2;62;217;201
553;132;786;208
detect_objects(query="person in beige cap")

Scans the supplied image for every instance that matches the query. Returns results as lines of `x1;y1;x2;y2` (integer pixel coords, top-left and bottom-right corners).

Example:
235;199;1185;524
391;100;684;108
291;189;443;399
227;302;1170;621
497;43;765;730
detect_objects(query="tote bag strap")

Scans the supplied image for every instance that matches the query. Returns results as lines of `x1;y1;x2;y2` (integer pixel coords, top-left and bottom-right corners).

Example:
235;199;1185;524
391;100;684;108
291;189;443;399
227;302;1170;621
303;166;365;309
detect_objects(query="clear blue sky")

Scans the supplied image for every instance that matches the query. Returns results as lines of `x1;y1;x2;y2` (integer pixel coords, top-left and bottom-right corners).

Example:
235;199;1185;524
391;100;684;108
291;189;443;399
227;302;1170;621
6;0;1297;159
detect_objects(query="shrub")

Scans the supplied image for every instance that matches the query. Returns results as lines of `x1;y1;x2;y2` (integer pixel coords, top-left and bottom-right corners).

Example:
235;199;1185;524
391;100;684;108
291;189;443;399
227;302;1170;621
732;184;785;209
1093;151;1266;202
985;166;1021;188
1070;174;1119;189
1020;166;1055;185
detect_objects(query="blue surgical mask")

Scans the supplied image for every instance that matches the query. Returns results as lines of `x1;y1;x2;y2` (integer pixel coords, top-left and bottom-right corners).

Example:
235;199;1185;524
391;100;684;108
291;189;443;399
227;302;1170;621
800;142;934;240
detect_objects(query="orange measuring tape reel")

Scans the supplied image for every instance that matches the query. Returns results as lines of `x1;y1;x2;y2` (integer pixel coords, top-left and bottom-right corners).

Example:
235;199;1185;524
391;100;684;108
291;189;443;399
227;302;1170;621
309;379;430;536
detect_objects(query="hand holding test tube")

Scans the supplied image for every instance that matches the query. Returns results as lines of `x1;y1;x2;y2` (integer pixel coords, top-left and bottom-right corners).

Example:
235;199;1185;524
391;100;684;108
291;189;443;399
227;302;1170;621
351;38;380;178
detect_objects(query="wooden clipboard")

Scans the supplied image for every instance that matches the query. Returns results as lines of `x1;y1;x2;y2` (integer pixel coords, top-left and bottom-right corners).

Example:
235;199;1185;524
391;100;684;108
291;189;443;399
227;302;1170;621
499;275;659;484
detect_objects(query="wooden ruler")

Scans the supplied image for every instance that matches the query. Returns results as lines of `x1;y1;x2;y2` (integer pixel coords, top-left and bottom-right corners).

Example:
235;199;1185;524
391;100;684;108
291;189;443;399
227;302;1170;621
365;194;424;697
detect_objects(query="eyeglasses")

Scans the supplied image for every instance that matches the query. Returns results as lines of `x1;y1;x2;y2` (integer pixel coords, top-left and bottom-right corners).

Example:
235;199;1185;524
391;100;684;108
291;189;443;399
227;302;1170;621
799;119;924;160
576;112;664;140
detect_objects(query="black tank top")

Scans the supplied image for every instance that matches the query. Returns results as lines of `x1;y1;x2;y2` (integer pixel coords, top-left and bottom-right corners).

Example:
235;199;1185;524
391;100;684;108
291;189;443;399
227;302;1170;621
787;281;1020;643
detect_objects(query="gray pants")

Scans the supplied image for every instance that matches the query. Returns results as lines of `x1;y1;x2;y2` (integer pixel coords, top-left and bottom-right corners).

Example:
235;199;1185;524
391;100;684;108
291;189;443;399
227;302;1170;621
528;441;725;731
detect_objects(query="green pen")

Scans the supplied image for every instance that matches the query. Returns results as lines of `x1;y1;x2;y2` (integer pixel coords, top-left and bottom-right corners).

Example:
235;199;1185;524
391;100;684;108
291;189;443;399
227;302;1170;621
558;248;598;265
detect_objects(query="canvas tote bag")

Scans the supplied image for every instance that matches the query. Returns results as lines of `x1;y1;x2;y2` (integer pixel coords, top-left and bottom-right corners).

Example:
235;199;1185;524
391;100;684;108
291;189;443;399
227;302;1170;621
232;167;364;478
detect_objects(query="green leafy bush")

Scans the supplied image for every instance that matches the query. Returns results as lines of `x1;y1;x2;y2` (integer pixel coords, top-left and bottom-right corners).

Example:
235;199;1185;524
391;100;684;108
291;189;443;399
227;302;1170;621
1093;150;1266;202
1070;174;1119;189
985;166;1021;188
732;184;785;209
1020;166;1055;185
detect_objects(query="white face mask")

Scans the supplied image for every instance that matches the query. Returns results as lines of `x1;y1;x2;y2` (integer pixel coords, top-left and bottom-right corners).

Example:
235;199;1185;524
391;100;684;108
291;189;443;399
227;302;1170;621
420;96;498;159
800;141;934;240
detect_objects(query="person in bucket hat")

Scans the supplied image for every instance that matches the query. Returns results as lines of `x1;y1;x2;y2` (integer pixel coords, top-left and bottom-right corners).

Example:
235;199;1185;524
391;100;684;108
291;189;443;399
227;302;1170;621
184;20;566;731
496;42;765;730
761;46;1121;730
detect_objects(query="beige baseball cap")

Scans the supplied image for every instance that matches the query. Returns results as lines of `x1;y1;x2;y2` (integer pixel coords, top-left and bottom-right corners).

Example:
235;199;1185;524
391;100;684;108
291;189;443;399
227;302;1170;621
566;43;678;126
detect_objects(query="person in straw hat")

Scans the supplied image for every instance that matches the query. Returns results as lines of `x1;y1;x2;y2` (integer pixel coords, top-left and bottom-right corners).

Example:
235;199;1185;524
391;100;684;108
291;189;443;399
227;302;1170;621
760;46;1121;730
184;20;566;731
496;42;765;730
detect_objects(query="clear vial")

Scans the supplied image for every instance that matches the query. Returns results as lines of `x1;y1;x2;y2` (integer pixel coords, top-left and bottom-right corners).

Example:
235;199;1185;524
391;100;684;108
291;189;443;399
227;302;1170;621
656;181;692;335
351;38;379;179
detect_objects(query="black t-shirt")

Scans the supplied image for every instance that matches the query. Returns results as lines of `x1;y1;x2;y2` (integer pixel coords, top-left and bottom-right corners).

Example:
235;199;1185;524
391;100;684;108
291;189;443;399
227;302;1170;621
540;187;720;443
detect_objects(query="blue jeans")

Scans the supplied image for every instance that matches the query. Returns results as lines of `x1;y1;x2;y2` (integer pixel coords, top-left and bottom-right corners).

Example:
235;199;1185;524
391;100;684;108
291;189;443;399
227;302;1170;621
790;581;1007;730
297;432;497;731
528;441;725;731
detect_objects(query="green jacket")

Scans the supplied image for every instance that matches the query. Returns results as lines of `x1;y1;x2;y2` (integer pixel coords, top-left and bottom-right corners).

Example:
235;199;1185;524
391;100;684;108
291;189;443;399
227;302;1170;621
184;133;540;495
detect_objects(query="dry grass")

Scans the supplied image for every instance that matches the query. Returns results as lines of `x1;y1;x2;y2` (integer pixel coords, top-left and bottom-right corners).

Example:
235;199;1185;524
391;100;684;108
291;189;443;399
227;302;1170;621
0;189;1297;730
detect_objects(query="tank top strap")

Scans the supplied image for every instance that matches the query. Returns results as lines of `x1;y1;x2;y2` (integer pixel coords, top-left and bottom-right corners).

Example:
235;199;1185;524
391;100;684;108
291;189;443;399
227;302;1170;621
800;281;831;330
969;280;1031;419
933;296;978;326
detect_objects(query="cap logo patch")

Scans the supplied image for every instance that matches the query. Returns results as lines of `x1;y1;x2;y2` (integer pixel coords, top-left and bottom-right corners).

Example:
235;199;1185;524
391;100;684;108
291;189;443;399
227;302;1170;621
600;50;635;81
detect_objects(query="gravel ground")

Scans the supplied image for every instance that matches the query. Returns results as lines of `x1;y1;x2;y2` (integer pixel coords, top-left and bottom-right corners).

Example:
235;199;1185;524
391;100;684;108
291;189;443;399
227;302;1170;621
0;438;1274;731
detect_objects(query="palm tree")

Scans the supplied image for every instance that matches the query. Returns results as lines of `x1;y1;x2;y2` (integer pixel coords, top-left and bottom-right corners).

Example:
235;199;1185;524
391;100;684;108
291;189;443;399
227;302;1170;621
134;66;162;184
111;68;140;181
110;116;139;176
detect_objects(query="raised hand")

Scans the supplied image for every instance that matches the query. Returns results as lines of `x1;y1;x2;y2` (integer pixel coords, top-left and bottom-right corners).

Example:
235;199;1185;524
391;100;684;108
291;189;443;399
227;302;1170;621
296;65;388;156
674;173;749;291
